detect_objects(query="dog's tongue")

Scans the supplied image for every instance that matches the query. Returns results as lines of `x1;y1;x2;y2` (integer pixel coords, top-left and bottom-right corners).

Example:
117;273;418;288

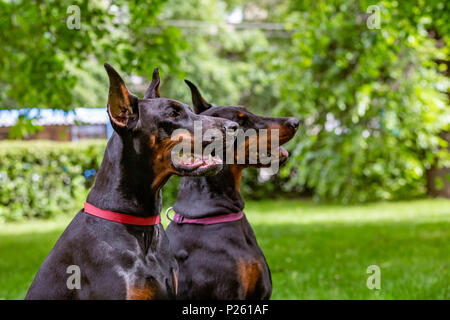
280;147;289;157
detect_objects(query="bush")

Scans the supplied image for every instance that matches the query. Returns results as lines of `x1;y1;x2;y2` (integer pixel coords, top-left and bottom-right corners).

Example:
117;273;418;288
0;140;106;222
0;140;300;222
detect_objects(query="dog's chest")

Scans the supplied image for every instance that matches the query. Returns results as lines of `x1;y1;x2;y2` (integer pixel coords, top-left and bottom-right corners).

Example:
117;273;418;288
110;229;175;300
114;246;167;299
116;260;159;299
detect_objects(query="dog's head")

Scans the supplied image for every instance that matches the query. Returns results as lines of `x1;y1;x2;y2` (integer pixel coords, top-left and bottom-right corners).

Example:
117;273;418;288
184;80;299;168
104;64;237;189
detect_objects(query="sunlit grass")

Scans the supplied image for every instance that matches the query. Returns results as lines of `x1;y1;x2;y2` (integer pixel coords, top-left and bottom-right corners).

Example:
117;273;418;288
0;199;449;299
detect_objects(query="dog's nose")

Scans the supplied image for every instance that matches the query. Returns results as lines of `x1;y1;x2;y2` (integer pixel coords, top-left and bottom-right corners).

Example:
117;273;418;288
224;121;238;132
287;117;300;130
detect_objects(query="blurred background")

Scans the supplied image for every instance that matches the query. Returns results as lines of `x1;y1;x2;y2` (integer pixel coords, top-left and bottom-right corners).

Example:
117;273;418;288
0;0;449;299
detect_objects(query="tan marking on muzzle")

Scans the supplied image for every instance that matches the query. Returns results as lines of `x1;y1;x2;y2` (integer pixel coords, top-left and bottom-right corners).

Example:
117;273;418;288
149;132;195;191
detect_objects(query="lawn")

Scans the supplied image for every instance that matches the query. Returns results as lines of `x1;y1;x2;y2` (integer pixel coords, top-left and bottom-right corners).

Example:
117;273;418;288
0;199;449;299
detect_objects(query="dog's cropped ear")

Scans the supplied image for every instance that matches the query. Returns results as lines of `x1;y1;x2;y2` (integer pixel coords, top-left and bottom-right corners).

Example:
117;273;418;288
184;80;212;114
144;67;161;99
104;63;138;128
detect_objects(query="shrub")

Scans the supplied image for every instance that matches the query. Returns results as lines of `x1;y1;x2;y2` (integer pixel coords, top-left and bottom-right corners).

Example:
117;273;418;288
0;140;299;222
0;140;106;222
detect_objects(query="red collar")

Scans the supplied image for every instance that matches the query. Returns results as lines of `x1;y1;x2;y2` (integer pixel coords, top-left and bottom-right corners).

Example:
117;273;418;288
172;211;244;225
84;202;160;226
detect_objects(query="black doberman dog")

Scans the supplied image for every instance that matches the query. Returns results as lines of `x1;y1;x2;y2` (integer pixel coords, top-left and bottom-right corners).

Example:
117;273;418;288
25;65;237;300
166;80;299;299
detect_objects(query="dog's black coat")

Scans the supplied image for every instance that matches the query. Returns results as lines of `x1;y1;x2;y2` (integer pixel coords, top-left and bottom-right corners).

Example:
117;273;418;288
26;65;236;300
168;166;272;300
166;80;299;300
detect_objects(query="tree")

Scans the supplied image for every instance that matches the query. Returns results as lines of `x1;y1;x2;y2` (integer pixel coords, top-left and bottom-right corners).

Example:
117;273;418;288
273;0;449;202
0;0;184;110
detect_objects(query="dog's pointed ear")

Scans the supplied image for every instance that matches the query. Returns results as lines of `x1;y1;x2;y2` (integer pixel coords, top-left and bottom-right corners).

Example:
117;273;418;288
184;80;212;114
144;67;161;99
104;63;138;128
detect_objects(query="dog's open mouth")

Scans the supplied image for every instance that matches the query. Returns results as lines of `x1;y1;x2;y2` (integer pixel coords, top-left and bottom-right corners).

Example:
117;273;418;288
172;152;223;175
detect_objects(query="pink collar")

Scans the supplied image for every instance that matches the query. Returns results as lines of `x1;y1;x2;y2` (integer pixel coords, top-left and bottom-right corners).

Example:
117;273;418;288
173;211;244;225
84;202;160;226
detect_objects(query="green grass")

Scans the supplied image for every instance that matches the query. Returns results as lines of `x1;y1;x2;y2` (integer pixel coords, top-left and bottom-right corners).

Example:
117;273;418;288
1;199;449;299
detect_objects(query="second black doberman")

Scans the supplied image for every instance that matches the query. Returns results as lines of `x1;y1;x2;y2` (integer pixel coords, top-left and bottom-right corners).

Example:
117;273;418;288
166;80;299;299
25;65;237;300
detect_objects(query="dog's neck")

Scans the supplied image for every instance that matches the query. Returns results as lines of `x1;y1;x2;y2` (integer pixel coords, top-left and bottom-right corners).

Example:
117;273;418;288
173;165;245;218
87;133;163;218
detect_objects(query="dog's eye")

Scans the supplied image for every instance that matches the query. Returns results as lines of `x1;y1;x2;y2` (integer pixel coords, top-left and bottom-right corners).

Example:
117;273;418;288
169;111;180;118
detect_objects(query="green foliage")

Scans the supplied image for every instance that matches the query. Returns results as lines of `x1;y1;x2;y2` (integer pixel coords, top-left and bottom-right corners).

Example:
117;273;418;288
273;0;450;202
0;0;184;110
159;0;276;112
0;140;106;221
